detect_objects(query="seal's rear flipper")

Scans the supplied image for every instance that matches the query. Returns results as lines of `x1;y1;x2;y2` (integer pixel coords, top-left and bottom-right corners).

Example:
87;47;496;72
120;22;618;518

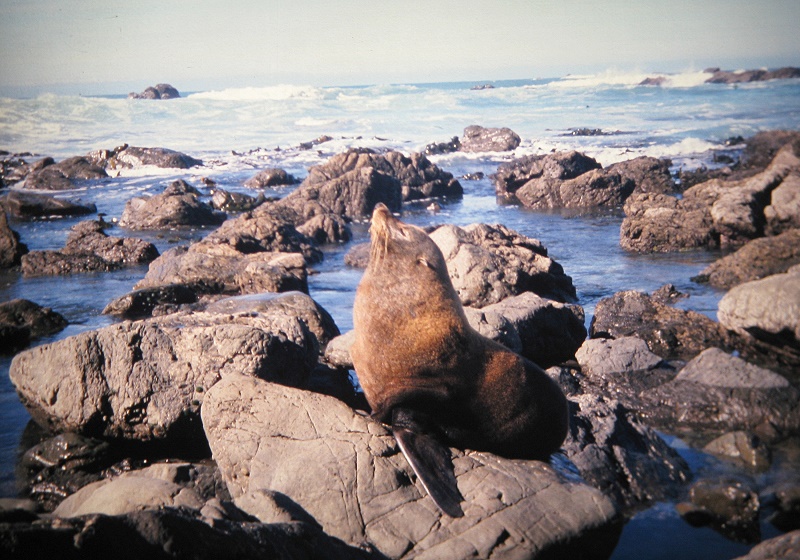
392;408;464;517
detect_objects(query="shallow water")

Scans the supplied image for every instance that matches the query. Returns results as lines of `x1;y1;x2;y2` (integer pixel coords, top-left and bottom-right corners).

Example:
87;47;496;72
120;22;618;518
2;72;799;556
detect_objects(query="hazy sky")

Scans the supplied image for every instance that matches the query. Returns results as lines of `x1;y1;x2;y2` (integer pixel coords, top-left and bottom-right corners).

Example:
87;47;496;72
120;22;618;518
1;0;799;95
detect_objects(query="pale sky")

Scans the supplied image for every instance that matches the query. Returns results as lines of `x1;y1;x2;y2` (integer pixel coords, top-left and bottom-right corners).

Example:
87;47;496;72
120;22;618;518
1;0;799;95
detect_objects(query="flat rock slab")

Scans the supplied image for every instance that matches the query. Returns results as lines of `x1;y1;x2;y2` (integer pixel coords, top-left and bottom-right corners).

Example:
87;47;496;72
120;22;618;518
202;373;620;559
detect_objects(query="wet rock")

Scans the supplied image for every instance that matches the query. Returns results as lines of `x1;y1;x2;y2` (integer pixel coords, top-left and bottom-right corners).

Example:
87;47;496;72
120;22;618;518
764;484;800;532
704;432;771;471
0;209;28;268
128;83;181;99
459;125;521;153
563;393;690;510
103;284;199;319
641;348;798;436
119;179;226;229
22;156;108;190
589;289;729;361
9;292;325;445
135;244;308;296
429;222;577;306
733;530;800;560
1;508;368;560
0;190;96;219
607;156;678;195
465;292;586;368
621;144;800;252
718;265;800;350
0;299;67;354
210;188;266;213
202;373;621;559
19;433;114;510
692;229;800;289
493;151;602;201
424;136;460;155
243;168;296;188
683;477;761;543
21;220;159;276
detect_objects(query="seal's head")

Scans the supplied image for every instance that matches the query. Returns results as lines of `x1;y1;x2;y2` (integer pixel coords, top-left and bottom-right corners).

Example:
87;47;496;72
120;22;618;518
367;203;453;292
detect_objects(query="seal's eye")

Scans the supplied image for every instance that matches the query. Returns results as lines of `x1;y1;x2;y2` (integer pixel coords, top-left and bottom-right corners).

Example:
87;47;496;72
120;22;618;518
417;257;434;269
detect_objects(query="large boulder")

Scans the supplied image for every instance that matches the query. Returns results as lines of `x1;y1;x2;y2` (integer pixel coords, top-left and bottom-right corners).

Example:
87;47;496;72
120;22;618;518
301;148;462;203
22;156;108;190
0;189;96;219
514;168;635;210
718;265;800;349
733;530;800;560
693;228;800;289
429;222;577;306
464;292;586;368
119;179;225;229
202;373;621;559
9;292;328;445
459;125;521;153
0;210;27;268
493;151;602;201
21;220;159;277
621;144;800;252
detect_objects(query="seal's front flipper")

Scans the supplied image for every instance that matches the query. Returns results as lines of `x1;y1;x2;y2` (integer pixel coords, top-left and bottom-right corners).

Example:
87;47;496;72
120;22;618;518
392;407;464;517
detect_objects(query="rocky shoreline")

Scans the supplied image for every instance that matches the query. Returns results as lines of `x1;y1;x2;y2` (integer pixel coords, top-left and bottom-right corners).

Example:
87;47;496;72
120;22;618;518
1;128;799;558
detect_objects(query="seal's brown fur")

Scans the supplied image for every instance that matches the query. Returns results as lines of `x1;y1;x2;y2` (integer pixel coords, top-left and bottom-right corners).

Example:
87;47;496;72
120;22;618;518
351;204;568;460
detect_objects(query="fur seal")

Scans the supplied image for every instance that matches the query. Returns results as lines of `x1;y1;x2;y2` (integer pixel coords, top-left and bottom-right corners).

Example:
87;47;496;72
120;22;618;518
351;204;569;517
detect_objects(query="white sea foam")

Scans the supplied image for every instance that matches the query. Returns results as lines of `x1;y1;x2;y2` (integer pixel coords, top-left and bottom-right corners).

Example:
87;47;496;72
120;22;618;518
188;84;327;101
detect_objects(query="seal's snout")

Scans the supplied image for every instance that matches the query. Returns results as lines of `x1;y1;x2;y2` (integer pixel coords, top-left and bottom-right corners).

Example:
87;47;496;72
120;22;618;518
371;203;392;225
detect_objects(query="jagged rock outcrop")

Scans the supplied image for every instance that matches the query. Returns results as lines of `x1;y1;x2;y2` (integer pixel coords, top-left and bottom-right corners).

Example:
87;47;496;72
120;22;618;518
429;222;577;306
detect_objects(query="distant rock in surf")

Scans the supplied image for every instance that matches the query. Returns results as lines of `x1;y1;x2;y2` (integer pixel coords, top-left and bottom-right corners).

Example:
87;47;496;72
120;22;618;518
460;125;521;152
705;67;800;84
128;83;181;99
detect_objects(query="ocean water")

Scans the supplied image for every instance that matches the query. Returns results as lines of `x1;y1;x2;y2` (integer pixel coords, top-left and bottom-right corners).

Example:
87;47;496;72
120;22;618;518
1;69;800;558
